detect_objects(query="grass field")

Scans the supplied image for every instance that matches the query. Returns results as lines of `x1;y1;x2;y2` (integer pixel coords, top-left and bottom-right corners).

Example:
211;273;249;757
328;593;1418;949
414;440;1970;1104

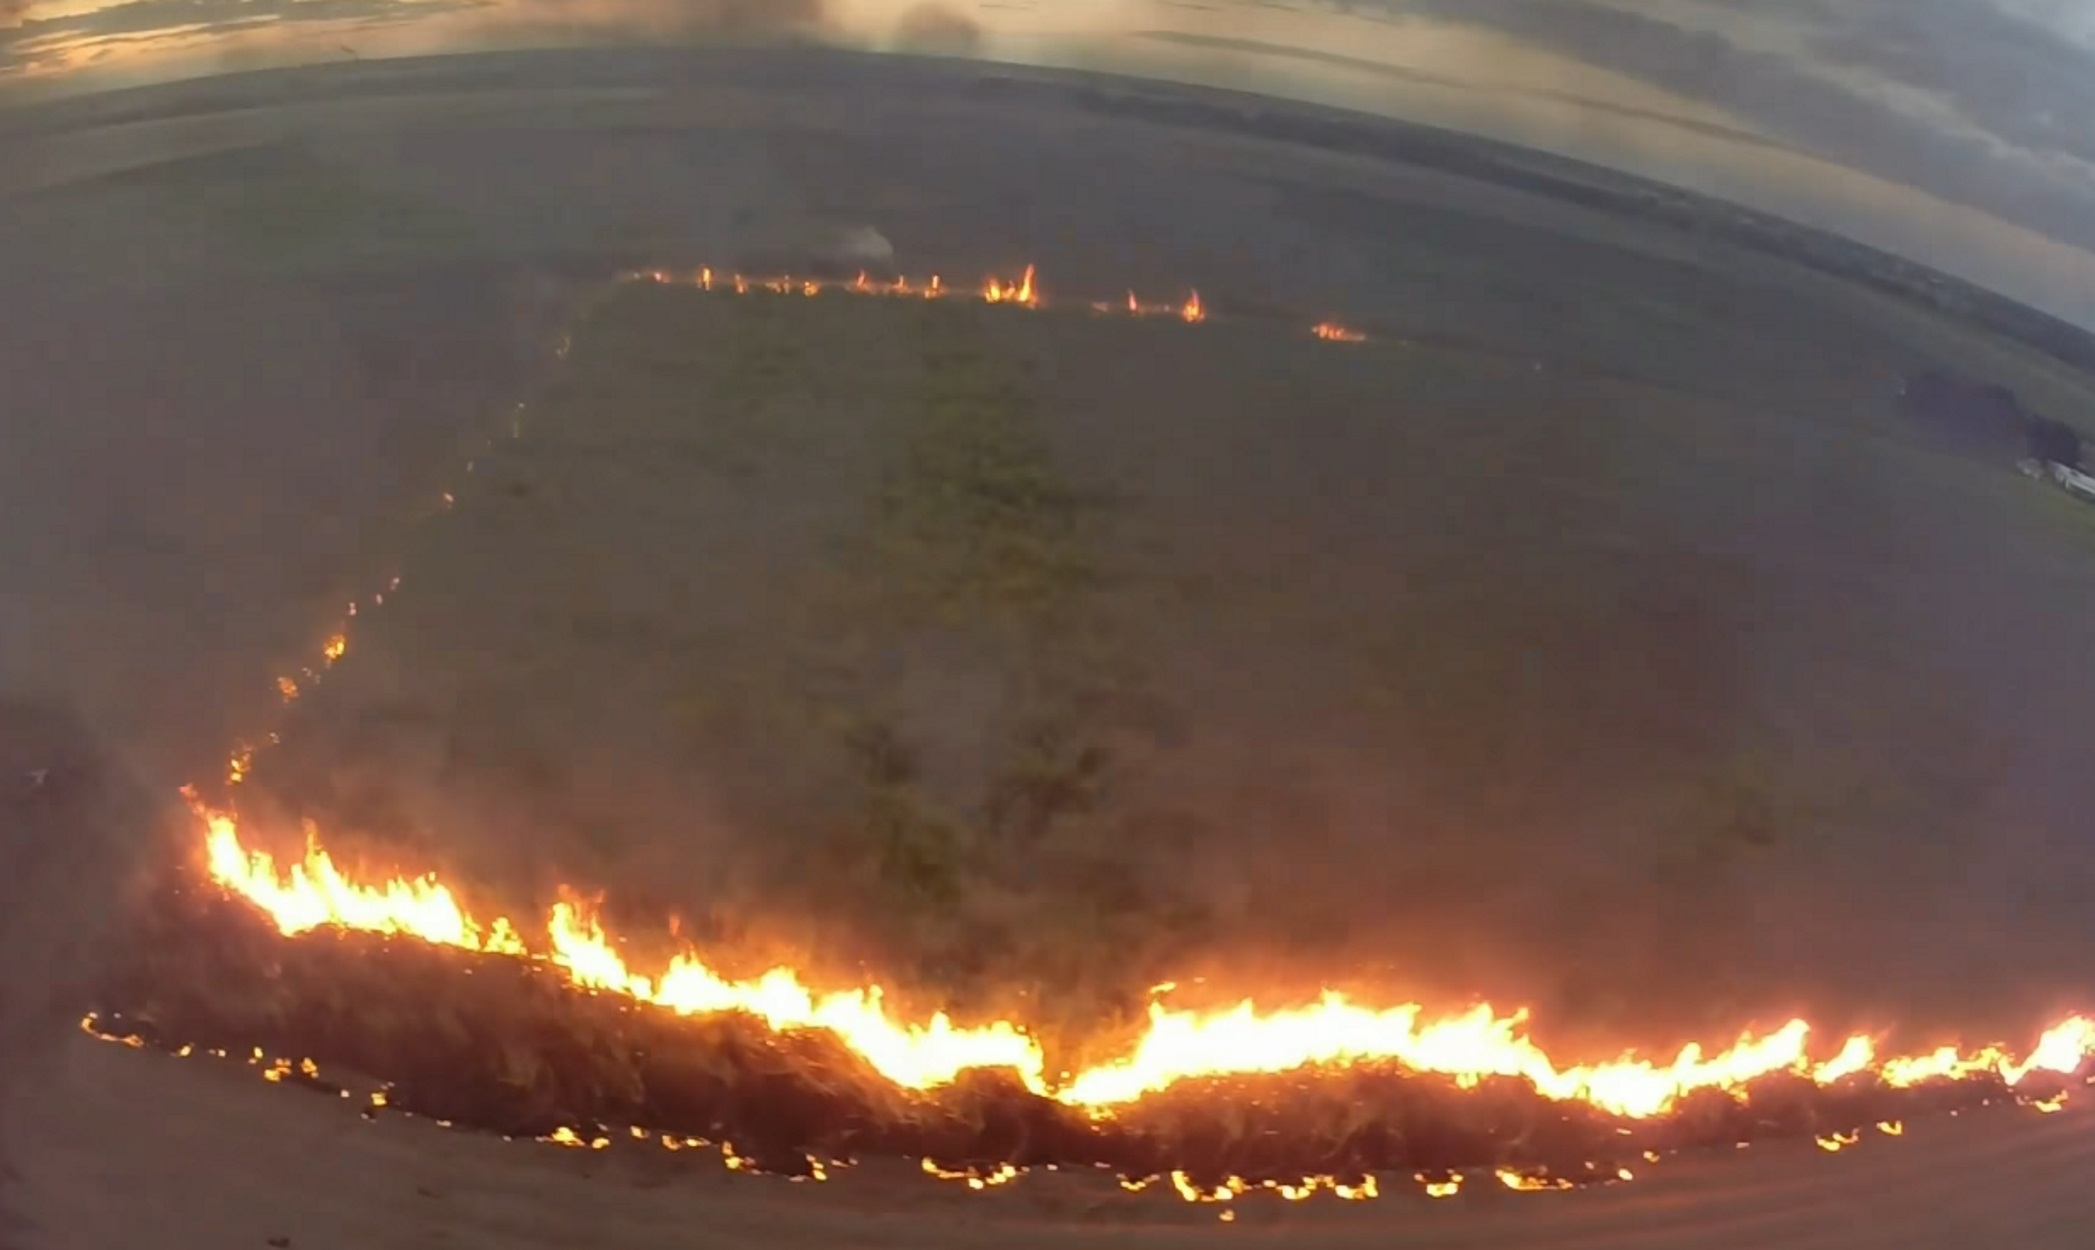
14;50;2095;1250
234;276;2095;1066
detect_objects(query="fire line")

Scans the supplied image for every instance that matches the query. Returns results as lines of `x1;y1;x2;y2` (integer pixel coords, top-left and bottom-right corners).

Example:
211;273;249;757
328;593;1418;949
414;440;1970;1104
189;795;2095;1120
134;260;2091;1207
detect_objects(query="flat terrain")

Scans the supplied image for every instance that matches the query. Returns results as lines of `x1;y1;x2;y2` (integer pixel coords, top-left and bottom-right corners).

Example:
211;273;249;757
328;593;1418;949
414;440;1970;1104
13;1030;2095;1250
6;48;2095;1249
242;275;2095;1058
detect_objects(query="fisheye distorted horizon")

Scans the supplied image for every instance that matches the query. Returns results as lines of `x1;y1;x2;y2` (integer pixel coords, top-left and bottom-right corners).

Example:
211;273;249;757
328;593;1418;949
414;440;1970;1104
7;0;2095;330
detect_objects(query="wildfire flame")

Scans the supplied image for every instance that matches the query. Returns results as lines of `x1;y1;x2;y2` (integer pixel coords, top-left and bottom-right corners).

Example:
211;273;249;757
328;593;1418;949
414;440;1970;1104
188;797;2095;1119
983;264;1038;307
622;264;1349;340
158;261;2094;1207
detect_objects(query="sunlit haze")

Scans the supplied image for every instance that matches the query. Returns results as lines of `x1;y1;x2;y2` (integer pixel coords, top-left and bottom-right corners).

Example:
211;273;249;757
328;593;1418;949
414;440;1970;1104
8;0;2095;327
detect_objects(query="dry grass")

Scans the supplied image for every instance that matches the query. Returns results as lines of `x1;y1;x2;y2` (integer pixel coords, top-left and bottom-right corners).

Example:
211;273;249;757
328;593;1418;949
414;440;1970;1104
239;279;2095;1060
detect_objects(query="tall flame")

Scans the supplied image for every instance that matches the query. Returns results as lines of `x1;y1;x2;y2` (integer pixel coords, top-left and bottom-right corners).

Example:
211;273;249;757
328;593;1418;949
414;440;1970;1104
193;795;1042;1094
188;798;2095;1117
984;265;1039;308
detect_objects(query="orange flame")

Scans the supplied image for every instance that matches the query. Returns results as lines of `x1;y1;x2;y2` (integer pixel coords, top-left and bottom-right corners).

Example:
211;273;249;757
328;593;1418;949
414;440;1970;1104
983;265;1038;307
173;263;2093;1174
186;799;2095;1119
192;796;1042;1094
615;261;1380;343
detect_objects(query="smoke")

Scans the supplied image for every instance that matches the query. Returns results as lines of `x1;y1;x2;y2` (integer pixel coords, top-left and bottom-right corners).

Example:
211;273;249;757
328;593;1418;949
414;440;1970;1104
0;694;168;1229
892;2;982;56
1;0;28;32
469;0;831;45
1337;0;2095;301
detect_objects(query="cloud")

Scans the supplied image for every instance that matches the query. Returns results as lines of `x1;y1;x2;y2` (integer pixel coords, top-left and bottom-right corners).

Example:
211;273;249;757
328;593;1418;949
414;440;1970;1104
1805;0;2095;166
0;0;483;76
1;0;829;78
892;2;980;56
1135;29;1794;156
482;0;827;43
1324;1;2095;259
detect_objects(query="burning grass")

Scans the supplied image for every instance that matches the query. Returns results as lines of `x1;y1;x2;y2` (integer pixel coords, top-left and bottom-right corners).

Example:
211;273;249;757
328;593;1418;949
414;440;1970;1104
101;259;2095;1206
91;858;2086;1201
86;785;2095;1203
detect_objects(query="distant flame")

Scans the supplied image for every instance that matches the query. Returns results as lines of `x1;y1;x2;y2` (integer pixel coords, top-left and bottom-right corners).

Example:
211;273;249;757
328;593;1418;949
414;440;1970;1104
984;265;1039;307
615;263;1372;346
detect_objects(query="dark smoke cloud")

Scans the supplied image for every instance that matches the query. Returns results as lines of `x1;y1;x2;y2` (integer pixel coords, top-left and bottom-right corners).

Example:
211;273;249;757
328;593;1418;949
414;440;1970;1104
893;2;982;56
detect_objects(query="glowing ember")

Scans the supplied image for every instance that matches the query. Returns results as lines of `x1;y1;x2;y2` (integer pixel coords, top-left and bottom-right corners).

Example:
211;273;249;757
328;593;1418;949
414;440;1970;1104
1313;321;1367;343
1119;1171;1380;1202
922;1159;1021;1190
187;798;2095;1120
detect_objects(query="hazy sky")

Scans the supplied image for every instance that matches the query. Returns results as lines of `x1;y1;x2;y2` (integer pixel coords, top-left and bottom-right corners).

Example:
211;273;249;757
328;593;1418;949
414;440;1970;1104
7;0;2095;326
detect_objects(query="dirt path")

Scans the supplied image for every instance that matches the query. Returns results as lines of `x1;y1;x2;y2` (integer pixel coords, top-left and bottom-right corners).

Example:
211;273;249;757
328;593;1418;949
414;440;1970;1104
10;1032;2093;1249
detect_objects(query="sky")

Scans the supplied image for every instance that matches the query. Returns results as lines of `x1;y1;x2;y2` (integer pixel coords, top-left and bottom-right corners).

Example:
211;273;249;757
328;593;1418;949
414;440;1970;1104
6;0;2095;326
